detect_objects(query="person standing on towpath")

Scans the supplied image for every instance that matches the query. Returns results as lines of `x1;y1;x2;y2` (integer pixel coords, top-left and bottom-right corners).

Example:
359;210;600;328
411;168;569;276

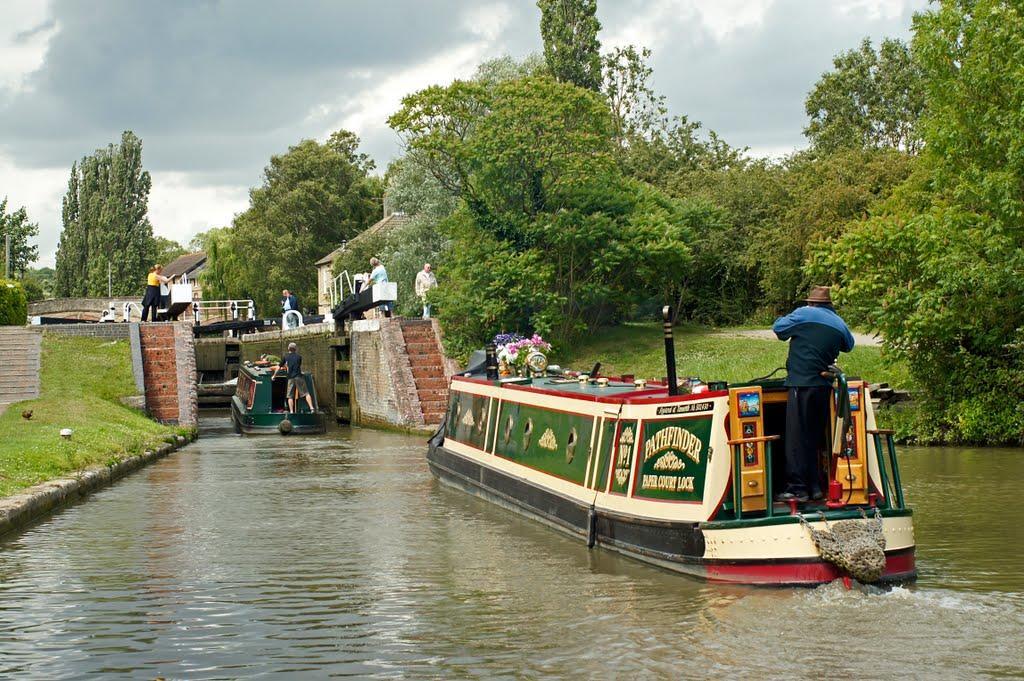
272;342;315;414
772;285;855;504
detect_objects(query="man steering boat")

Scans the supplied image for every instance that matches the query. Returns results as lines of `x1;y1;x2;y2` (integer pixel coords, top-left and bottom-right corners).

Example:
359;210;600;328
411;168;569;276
772;285;855;503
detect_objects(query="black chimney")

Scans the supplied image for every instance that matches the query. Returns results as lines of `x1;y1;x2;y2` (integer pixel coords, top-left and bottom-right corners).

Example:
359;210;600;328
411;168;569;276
662;306;678;396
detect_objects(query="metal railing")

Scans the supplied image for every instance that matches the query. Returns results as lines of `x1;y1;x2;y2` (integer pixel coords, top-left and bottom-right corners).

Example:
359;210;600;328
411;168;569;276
191;299;256;324
328;270;359;310
867;428;905;510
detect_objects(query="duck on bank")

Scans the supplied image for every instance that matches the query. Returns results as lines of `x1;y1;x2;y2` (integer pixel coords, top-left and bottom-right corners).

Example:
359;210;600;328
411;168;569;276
427;305;915;587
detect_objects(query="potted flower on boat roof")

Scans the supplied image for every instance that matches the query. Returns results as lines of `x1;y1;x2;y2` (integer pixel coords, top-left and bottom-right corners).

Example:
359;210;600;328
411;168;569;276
494;332;552;377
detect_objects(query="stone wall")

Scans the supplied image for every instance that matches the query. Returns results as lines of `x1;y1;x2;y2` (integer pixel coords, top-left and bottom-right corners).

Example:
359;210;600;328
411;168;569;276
138;322;197;427
240;325;336;409
41;323;131;339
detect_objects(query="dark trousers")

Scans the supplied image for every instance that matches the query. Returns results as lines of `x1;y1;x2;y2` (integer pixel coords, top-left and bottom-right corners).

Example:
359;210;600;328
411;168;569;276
141;285;160;322
784;386;831;494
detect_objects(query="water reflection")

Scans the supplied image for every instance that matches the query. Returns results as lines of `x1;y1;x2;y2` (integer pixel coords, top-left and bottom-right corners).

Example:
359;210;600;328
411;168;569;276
0;417;1019;678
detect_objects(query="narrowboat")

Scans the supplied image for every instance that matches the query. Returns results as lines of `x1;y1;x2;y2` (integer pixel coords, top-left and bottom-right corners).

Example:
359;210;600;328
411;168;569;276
230;362;325;434
427;316;915;586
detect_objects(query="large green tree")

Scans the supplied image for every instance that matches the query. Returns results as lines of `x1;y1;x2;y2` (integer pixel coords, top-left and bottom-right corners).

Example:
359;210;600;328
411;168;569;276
390;75;695;354
0;198;39;277
537;0;603;91
219;131;380;314
54;131;154;297
812;0;1024;444
804;38;925;153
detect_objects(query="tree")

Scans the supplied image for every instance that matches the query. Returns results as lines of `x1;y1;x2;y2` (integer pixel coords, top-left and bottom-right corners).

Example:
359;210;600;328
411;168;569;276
54;131;154;297
0;198;39;277
537;0;602;91
811;0;1024;444
804;38;925;153
391;75;697;353
217;131;380;314
152;237;187;266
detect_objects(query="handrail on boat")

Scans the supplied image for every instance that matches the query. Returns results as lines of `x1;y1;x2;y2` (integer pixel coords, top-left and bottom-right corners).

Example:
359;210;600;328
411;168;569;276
867;429;905;510
728;434;780;521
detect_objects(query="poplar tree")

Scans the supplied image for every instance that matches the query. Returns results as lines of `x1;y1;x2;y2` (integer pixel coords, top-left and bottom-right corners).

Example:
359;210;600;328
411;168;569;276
0;198;39;278
537;0;603;92
54;131;154;297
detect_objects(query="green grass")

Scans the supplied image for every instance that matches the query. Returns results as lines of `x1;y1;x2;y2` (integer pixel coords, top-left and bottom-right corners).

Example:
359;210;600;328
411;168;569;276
0;335;185;498
555;322;913;389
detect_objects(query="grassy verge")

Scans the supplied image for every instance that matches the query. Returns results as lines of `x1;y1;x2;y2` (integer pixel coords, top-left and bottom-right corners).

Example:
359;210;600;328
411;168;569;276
0;334;186;498
555;322;913;390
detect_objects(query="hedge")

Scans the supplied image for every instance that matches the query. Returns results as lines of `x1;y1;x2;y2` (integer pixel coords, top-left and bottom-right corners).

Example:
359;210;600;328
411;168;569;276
0;279;28;326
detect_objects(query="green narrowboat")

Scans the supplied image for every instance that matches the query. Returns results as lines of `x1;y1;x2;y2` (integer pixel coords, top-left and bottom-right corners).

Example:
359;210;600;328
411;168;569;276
427;319;916;587
230;362;325;435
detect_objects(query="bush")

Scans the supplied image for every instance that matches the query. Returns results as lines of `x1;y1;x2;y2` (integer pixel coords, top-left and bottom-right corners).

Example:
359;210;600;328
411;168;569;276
0;279;28;325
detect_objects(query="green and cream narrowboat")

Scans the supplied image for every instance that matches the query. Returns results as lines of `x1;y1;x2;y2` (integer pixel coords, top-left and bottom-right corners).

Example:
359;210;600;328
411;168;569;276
427;339;915;586
230;363;325;435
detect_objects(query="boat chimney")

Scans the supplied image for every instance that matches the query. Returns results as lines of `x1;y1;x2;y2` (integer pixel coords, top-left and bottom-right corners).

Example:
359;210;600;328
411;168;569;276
662;306;679;396
485;343;499;380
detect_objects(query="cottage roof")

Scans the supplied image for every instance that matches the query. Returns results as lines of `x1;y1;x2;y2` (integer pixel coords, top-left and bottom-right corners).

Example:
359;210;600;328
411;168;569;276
314;212;412;266
162;252;207;279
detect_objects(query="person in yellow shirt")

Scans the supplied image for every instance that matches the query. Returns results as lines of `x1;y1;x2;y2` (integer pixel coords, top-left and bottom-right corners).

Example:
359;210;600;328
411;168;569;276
142;264;171;321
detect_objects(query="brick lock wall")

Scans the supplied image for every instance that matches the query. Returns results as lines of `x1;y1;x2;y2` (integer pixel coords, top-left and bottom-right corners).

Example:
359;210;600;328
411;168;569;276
139;322;197;426
350;318;424;428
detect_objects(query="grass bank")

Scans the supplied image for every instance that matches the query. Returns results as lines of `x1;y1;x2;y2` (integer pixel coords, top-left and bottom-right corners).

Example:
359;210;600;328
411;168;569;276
0;334;186;498
555;322;912;390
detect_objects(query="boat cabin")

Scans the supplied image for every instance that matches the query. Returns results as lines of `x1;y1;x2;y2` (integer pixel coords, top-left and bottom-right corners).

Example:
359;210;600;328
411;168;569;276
230;363;325;434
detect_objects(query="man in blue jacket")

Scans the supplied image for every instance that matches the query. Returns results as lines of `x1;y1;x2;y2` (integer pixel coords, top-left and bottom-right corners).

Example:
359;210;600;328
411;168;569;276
772;286;855;503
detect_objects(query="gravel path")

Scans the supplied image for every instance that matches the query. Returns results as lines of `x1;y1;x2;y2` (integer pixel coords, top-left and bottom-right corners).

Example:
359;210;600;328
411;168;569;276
712;328;882;347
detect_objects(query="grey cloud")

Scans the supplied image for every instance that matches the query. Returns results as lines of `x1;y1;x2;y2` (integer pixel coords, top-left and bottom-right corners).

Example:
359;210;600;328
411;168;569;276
13;18;56;44
0;0;539;180
639;0;927;153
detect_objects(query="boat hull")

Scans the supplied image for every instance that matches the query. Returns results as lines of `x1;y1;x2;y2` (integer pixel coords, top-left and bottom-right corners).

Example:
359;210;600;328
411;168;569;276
428;440;916;586
230;399;325;435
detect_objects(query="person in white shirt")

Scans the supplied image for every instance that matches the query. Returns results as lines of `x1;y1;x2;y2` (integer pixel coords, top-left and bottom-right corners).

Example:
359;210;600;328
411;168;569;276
414;263;438;319
368;257;392;318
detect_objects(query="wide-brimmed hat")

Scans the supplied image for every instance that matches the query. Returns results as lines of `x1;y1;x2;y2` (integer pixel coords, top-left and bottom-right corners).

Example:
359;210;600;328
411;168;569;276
804;285;833;304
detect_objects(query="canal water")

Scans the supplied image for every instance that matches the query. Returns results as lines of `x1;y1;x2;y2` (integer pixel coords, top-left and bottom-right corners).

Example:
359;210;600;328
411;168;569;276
0;415;1021;679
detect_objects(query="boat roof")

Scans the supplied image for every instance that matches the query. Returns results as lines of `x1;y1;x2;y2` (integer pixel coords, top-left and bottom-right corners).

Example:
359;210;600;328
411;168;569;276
453;375;727;404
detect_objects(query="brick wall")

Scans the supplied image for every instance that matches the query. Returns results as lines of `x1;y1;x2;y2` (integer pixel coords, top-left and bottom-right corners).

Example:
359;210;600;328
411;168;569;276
42;323;131;339
139;322;197;426
350;318;424;428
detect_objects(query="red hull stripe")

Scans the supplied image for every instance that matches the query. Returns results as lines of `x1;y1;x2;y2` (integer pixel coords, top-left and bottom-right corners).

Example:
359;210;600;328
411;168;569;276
703;550;916;585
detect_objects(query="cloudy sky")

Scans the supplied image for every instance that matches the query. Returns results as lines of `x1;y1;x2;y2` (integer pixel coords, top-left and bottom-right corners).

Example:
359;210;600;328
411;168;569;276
0;0;926;266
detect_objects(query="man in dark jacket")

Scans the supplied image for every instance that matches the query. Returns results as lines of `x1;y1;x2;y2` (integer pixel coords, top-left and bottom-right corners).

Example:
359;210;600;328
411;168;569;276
772;286;855;503
280;289;299;313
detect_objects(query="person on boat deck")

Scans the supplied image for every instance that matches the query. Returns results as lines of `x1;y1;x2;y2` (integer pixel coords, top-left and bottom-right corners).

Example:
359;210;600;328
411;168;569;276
368;257;392;318
772;285;855;503
272;342;314;414
141;264;171;322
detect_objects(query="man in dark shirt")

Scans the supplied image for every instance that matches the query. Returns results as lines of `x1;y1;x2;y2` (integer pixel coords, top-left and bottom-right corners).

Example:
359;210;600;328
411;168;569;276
272;342;315;414
772;286;855;502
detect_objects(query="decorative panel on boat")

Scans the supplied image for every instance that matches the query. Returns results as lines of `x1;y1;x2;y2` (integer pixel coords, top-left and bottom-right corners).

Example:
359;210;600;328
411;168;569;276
632;417;713;502
493;403;594;485
608;420;639;495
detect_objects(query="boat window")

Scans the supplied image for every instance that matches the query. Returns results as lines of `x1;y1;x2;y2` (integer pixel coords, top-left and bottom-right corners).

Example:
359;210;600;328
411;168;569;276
504;415;514;444
523;418;534;449
566;427;578;463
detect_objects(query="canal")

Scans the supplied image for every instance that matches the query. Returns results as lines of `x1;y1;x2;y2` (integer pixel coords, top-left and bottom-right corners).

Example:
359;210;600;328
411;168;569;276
0;415;1021;678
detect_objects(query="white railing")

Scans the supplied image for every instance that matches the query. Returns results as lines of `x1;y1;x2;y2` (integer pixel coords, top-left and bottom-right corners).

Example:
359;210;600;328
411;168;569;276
282;310;304;330
121;301;143;322
328;270;365;309
190;299;257;324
